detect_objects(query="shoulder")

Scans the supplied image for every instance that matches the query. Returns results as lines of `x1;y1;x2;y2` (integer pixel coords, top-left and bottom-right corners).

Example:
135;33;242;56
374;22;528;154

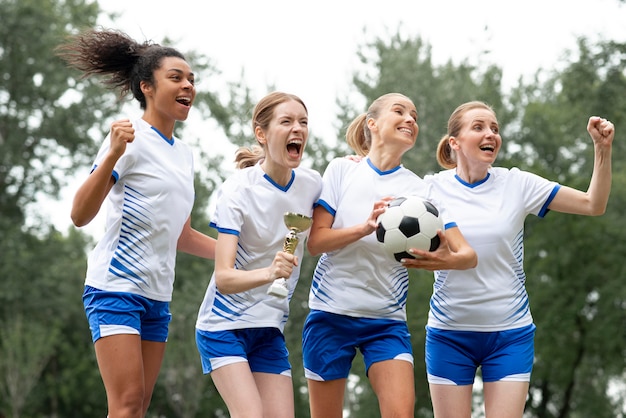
328;156;361;171
296;166;323;186
424;169;456;183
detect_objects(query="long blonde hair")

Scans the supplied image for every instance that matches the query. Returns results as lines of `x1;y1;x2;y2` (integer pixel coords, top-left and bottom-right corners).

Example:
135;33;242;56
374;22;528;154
234;91;307;169
436;101;495;169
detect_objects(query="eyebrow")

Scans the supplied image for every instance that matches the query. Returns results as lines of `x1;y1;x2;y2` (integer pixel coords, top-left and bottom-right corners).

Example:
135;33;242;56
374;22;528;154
392;102;418;116
166;68;195;77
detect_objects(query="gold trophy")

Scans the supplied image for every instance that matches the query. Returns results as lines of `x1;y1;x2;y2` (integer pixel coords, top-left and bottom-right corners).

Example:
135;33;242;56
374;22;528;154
267;212;313;298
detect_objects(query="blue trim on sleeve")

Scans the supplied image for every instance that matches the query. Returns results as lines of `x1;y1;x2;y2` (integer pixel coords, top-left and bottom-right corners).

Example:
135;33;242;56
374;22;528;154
444;222;457;230
537;184;561;218
90;164;119;183
314;199;336;217
209;221;240;236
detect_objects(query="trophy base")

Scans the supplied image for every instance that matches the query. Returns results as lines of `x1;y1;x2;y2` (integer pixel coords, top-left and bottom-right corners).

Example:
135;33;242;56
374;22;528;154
267;279;289;298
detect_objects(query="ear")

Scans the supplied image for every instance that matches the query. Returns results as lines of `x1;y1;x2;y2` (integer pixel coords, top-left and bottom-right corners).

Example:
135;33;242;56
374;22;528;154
140;80;152;97
254;126;266;145
449;136;460;151
366;117;377;133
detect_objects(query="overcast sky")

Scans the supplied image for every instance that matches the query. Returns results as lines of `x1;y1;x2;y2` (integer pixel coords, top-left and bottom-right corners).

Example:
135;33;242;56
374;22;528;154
99;0;626;140
43;0;626;234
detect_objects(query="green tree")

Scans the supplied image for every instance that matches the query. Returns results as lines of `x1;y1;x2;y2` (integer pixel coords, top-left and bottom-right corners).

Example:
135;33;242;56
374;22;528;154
509;38;626;418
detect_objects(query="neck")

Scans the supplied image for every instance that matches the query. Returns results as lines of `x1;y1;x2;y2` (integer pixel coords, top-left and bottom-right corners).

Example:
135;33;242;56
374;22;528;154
261;160;292;187
455;163;489;184
368;148;403;172
143;111;176;139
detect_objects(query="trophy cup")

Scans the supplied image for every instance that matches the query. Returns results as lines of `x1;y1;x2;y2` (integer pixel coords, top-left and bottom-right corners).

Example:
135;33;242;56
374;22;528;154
267;212;313;298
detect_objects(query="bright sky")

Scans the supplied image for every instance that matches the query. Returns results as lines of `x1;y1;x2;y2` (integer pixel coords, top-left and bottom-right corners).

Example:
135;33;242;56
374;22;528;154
97;0;626;140
42;0;626;234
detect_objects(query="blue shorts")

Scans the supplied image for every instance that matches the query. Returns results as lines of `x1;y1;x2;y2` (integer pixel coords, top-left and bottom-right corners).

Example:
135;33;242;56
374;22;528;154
195;327;291;376
83;285;171;343
302;309;413;381
425;324;536;385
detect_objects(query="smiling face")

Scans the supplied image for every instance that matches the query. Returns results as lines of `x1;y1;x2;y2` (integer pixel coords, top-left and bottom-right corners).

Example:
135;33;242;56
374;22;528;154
256;98;308;183
141;56;196;129
368;94;419;155
450;107;502;170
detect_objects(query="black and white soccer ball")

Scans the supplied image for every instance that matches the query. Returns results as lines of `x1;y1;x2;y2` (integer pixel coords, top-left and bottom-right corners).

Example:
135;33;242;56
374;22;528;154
375;196;443;262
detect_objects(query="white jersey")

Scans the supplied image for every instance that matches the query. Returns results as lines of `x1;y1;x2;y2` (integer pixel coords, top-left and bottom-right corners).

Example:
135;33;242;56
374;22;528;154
196;163;322;333
424;167;559;331
308;157;451;322
84;118;195;302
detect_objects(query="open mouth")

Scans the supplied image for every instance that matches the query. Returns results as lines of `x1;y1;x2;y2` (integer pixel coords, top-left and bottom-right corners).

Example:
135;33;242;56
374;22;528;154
480;144;495;152
287;139;303;157
176;96;191;106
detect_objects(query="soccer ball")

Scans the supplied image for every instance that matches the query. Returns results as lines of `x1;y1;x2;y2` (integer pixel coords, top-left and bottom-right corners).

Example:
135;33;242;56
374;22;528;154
375;196;443;262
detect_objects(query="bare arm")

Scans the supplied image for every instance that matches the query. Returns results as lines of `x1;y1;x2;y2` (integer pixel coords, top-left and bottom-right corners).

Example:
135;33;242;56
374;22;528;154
214;233;297;294
548;116;614;216
70;120;135;227
177;216;216;259
306;198;391;256
402;226;477;271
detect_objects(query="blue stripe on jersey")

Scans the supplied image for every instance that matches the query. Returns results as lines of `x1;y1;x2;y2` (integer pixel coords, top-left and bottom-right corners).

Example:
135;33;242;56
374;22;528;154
430;270;455;323
387;267;409;311
310;254;334;305
504;229;529;323
108;185;156;287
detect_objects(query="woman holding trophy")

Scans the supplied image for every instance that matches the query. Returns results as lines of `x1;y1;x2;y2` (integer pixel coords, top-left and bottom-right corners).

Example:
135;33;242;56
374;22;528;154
195;91;322;418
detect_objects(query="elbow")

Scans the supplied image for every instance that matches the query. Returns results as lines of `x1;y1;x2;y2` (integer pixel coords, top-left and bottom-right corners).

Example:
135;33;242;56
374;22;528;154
214;273;235;295
307;240;322;257
469;252;478;269
70;212;89;228
591;205;607;216
459;249;478;270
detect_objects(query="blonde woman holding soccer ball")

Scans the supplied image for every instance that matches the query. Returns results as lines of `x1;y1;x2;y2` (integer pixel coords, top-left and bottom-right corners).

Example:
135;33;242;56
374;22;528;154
302;93;477;418
424;101;614;418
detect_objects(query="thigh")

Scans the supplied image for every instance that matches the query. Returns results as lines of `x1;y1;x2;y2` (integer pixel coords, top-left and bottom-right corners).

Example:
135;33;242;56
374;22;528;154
307;378;347;418
429;383;473;418
211;362;264;418
369;359;415;418
94;334;145;411
254;372;294;418
140;340;167;411
483;381;529;418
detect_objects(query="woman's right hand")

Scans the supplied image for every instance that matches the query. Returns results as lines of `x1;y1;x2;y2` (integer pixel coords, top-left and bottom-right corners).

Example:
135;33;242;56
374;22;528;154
108;119;135;158
267;251;297;284
364;196;394;234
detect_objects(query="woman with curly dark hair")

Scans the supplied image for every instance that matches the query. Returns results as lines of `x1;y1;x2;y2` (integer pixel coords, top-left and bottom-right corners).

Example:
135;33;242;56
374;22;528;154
57;29;215;417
